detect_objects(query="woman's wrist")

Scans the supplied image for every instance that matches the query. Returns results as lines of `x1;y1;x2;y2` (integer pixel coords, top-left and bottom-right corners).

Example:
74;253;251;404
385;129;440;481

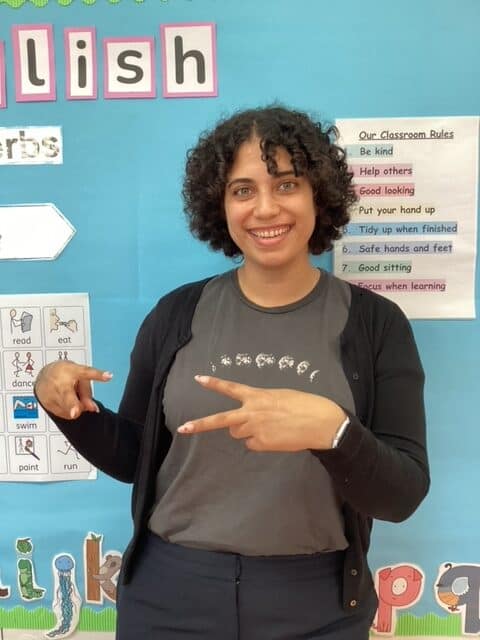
331;415;350;448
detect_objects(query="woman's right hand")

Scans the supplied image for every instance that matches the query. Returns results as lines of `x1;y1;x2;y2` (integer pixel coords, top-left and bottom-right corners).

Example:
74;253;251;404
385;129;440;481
34;361;113;420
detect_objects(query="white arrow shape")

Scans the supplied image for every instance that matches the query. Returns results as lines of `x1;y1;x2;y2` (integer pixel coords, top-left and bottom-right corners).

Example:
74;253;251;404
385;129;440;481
0;203;75;261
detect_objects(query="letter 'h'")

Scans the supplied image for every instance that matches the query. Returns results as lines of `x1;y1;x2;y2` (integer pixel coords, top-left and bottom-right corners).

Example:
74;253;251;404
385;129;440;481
174;36;205;84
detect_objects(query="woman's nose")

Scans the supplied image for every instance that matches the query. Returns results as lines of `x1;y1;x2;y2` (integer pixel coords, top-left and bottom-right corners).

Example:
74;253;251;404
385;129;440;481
254;191;280;218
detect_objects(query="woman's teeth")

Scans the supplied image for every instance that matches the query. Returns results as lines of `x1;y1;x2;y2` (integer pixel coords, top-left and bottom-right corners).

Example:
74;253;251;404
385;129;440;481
250;226;290;238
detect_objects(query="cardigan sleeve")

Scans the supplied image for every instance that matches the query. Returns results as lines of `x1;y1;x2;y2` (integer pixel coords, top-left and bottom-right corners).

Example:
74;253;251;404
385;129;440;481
313;300;429;522
38;306;158;483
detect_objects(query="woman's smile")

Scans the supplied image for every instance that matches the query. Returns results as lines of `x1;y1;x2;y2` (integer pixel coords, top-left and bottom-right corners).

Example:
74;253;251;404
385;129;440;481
248;224;292;241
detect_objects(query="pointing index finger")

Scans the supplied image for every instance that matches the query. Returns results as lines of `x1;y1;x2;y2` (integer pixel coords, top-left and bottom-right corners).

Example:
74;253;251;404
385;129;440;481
178;408;245;434
78;365;113;382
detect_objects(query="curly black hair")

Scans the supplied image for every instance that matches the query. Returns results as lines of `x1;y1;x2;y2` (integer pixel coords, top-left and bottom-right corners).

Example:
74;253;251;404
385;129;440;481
183;105;356;257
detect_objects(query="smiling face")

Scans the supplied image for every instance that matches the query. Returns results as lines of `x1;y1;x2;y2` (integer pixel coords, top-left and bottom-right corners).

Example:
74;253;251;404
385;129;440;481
223;137;317;274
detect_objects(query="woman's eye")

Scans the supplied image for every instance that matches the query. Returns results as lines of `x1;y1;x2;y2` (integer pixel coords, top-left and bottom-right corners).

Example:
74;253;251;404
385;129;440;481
278;181;297;192
233;186;252;198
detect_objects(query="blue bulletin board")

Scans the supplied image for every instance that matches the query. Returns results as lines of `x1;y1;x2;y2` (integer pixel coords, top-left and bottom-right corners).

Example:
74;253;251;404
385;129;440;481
0;0;479;637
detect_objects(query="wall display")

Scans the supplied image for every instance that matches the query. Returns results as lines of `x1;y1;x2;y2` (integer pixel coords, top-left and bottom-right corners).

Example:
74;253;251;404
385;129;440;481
0;127;63;165
0;293;96;482
0;532;119;638
0;22;217;107
0;204;74;260
1;0;479;638
334;116;479;318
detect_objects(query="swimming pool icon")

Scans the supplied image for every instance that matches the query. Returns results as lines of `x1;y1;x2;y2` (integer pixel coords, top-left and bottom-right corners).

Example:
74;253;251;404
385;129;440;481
13;396;39;420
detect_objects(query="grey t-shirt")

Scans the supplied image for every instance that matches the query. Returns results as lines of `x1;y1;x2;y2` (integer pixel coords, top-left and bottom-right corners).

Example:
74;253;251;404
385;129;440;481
148;269;354;555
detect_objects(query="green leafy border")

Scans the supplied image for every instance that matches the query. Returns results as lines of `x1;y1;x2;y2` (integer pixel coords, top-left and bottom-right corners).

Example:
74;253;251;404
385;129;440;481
379;612;463;637
0;606;116;631
1;0;169;7
0;607;464;636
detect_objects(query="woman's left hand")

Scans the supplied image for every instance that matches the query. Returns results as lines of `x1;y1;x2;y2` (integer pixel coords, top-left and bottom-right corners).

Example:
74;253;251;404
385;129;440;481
177;375;347;452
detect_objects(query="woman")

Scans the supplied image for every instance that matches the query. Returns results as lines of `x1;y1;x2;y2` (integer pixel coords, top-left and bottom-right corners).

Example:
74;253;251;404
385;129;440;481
35;105;429;639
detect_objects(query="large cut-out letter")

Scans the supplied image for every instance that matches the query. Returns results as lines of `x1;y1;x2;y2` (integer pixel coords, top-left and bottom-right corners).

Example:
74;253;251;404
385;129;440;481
104;38;155;99
436;563;480;635
12;25;56;102
161;23;217;98
84;532;122;604
374;564;424;635
65;28;97;100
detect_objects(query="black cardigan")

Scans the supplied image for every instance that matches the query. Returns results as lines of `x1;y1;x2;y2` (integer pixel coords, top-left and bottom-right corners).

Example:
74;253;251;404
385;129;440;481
47;277;429;612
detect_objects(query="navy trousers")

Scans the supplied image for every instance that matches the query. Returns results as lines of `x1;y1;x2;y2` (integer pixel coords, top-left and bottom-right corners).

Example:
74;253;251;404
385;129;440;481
116;532;377;639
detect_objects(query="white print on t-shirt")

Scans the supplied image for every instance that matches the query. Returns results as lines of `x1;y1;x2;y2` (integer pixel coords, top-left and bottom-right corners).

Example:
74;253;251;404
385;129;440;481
211;353;319;383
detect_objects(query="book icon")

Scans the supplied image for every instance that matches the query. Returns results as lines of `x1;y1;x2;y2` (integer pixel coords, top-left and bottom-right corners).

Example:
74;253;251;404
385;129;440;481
10;309;33;334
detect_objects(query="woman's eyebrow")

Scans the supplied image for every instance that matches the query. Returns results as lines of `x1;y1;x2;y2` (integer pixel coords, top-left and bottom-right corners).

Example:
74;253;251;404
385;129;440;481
226;177;255;188
227;170;295;188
